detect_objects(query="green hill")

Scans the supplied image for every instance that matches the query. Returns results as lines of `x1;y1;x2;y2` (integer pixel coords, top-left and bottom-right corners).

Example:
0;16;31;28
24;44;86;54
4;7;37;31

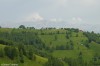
0;44;47;66
0;27;100;66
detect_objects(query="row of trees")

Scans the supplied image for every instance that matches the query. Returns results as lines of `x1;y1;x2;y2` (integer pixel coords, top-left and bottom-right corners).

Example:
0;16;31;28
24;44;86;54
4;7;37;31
0;29;45;50
19;25;35;29
0;45;36;63
83;31;100;44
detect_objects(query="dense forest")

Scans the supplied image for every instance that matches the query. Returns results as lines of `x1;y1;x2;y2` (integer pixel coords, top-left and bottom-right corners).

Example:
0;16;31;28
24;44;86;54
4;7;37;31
0;25;100;66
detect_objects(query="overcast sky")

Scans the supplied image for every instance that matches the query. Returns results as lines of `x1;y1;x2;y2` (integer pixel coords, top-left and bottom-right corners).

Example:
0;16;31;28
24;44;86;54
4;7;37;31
0;0;100;32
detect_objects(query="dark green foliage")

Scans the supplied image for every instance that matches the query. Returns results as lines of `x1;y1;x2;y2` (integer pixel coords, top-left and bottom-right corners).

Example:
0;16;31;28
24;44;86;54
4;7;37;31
57;31;60;34
28;49;33;60
18;44;26;56
66;31;72;39
83;31;100;44
83;40;90;48
0;29;45;50
19;50;24;63
93;53;100;61
92;53;100;66
54;35;57;41
78;51;83;62
66;28;79;33
70;40;74;49
4;46;18;60
56;45;65;50
64;57;88;66
34;49;50;58
27;27;35;29
0;49;4;57
44;57;64;66
19;25;26;29
0;39;14;45
66;44;74;50
66;34;69;39
56;42;74;50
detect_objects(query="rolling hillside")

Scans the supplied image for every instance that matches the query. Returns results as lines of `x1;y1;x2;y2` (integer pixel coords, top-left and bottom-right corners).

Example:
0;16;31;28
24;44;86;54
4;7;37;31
0;27;100;66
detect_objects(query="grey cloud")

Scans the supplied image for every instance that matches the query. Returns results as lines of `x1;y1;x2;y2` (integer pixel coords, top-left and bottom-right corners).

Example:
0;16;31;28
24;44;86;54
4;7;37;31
0;0;100;32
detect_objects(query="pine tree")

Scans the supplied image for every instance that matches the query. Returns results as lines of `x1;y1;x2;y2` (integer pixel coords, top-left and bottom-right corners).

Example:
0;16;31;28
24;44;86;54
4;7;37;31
19;50;24;63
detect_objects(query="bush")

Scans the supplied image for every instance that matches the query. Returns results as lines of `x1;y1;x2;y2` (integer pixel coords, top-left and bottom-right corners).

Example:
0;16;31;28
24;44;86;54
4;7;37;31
4;46;18;60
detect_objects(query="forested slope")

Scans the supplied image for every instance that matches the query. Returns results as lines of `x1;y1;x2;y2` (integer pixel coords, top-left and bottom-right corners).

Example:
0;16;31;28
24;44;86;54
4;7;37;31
0;26;100;66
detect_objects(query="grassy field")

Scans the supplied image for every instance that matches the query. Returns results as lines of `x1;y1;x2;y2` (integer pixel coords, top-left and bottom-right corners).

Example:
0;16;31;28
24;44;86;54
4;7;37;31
38;30;96;62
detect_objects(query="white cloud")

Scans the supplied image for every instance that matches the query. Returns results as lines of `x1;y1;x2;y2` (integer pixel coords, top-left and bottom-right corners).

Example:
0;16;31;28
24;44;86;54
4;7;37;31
72;17;82;22
25;12;44;21
50;18;63;22
69;17;83;24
